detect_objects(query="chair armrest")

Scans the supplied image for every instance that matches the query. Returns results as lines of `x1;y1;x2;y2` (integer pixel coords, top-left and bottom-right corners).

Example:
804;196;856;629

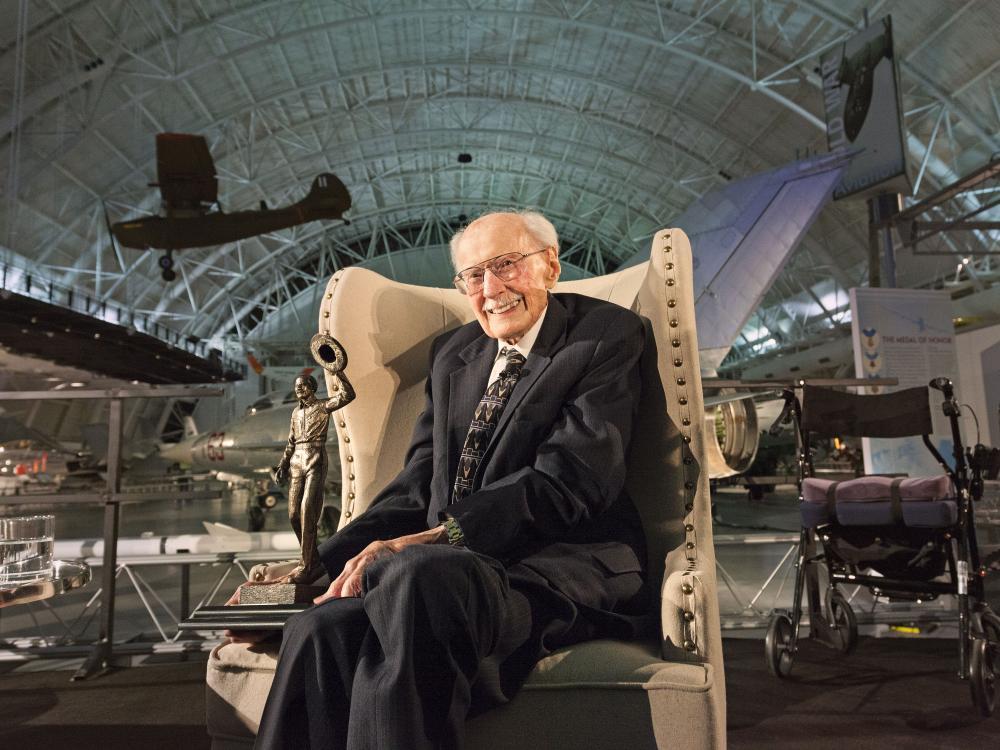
245;560;299;582
661;568;716;663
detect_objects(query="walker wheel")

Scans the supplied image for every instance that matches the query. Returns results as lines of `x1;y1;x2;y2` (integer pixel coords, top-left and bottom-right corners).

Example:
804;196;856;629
765;613;795;678
829;591;858;654
970;637;998;717
971;611;1000;717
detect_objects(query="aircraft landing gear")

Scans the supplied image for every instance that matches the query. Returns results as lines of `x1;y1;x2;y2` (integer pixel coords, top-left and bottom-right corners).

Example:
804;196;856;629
246;488;285;531
159;251;176;281
247;505;265;532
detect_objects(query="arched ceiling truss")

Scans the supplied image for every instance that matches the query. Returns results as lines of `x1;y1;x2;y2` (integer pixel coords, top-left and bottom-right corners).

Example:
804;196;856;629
1;0;998;367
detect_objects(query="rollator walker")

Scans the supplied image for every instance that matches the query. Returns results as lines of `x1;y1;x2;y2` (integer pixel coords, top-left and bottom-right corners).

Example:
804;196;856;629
764;377;999;716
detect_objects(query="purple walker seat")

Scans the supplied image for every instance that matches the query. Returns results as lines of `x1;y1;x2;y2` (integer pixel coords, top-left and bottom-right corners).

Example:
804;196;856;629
800;475;956;528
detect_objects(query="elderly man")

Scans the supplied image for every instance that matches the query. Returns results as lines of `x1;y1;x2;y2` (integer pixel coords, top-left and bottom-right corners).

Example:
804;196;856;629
251;210;649;750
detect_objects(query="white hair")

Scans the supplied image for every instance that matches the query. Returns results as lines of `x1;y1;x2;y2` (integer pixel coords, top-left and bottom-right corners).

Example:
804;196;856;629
449;209;560;269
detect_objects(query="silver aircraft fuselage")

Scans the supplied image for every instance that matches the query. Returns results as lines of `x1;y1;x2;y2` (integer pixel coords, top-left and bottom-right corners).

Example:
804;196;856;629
159;396;337;479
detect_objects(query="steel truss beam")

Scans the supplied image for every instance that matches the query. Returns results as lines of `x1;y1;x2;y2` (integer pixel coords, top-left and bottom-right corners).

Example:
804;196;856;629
1;0;992;362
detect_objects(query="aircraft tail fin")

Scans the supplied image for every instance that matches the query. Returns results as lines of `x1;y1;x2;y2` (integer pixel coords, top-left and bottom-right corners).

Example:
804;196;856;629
298;173;351;217
202;522;252;553
183;415;199;438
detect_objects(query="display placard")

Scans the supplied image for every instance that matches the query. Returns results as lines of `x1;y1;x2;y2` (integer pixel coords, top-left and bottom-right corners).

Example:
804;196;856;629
850;287;957;476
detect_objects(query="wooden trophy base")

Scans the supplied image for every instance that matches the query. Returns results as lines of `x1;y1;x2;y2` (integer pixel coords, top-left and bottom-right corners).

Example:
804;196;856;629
238;581;326;605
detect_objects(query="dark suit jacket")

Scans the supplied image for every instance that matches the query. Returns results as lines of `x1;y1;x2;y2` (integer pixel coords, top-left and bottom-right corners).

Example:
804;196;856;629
318;292;648;620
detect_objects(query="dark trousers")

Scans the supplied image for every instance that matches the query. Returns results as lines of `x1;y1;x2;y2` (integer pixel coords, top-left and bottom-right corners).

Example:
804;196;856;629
255;544;591;750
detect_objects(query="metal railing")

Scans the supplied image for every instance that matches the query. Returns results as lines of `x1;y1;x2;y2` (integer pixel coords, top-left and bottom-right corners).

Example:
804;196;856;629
0;386;222;678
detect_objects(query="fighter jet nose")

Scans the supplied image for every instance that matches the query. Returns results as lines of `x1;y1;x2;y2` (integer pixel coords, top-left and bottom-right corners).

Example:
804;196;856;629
158;441;192;465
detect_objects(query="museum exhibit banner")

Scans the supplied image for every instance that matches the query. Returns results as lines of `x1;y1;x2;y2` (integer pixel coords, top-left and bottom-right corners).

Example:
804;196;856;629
821;16;911;199
849;287;957;476
955;322;1000;448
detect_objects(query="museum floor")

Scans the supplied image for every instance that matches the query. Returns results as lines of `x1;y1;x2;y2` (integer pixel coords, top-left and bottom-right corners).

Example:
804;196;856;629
1;485;999;747
1;635;997;749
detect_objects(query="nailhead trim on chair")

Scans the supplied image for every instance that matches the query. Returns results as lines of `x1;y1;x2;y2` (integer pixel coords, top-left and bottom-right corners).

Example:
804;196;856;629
319;270;358;522
661;230;700;656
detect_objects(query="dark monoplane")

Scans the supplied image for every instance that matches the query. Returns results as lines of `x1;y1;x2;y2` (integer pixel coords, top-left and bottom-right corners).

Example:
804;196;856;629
838;26;893;143
111;133;351;280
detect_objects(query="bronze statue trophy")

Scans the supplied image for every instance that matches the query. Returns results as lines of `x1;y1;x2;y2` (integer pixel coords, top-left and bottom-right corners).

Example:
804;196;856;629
239;334;356;606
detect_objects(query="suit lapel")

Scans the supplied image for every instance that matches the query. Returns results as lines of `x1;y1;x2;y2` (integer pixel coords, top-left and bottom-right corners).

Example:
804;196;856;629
485;294;568;456
447;334;494;491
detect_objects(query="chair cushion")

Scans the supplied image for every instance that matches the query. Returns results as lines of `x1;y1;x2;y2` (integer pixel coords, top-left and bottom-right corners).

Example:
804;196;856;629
466;641;718;750
206;642;280;740
205;638;713;746
523;639;710;689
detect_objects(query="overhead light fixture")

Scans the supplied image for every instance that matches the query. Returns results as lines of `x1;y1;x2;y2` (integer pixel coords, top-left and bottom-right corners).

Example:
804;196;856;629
69;382;86;388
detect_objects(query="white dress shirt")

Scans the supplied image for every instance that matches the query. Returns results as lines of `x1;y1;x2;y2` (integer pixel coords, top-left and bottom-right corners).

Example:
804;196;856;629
487;305;548;384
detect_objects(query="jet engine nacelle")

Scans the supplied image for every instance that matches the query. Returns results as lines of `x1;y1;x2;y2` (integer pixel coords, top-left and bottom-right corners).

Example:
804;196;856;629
703;391;759;479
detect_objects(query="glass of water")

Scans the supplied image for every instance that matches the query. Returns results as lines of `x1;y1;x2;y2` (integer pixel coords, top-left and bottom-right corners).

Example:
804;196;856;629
0;514;55;587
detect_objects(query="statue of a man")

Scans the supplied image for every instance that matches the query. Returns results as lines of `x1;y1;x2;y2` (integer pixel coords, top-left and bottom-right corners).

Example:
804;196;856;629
273;366;355;584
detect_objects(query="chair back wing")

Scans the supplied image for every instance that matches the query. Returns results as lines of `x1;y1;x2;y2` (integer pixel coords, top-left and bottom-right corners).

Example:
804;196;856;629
319;267;474;524
627;231;710;590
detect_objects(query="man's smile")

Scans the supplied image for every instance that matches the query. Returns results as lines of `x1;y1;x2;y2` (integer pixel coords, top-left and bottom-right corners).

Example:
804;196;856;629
485;296;523;315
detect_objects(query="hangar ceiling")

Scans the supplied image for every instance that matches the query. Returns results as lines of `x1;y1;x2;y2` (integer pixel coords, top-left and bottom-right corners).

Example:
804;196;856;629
2;0;999;375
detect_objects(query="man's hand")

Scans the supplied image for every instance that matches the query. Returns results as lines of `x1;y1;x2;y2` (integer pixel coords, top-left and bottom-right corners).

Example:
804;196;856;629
315;539;394;604
271;463;289;486
313;525;447;605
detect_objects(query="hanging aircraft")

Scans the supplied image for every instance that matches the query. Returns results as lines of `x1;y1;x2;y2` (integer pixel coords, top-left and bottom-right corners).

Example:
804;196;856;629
837;21;894;142
111;133;352;281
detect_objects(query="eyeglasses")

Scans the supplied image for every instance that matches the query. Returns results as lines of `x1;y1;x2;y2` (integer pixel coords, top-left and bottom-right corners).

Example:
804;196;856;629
453;248;551;295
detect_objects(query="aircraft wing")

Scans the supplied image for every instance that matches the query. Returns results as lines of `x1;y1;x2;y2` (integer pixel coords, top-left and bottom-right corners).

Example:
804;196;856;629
618;151;853;372
155;133;218;211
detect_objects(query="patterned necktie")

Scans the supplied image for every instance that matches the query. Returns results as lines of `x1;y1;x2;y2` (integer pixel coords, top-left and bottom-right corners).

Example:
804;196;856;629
452;347;527;502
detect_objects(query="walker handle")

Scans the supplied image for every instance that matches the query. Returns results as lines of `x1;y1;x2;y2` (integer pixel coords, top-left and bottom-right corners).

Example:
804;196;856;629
928;377;953;399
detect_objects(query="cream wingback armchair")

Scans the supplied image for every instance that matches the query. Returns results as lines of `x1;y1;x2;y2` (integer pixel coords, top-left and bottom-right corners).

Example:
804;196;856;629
205;229;726;750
